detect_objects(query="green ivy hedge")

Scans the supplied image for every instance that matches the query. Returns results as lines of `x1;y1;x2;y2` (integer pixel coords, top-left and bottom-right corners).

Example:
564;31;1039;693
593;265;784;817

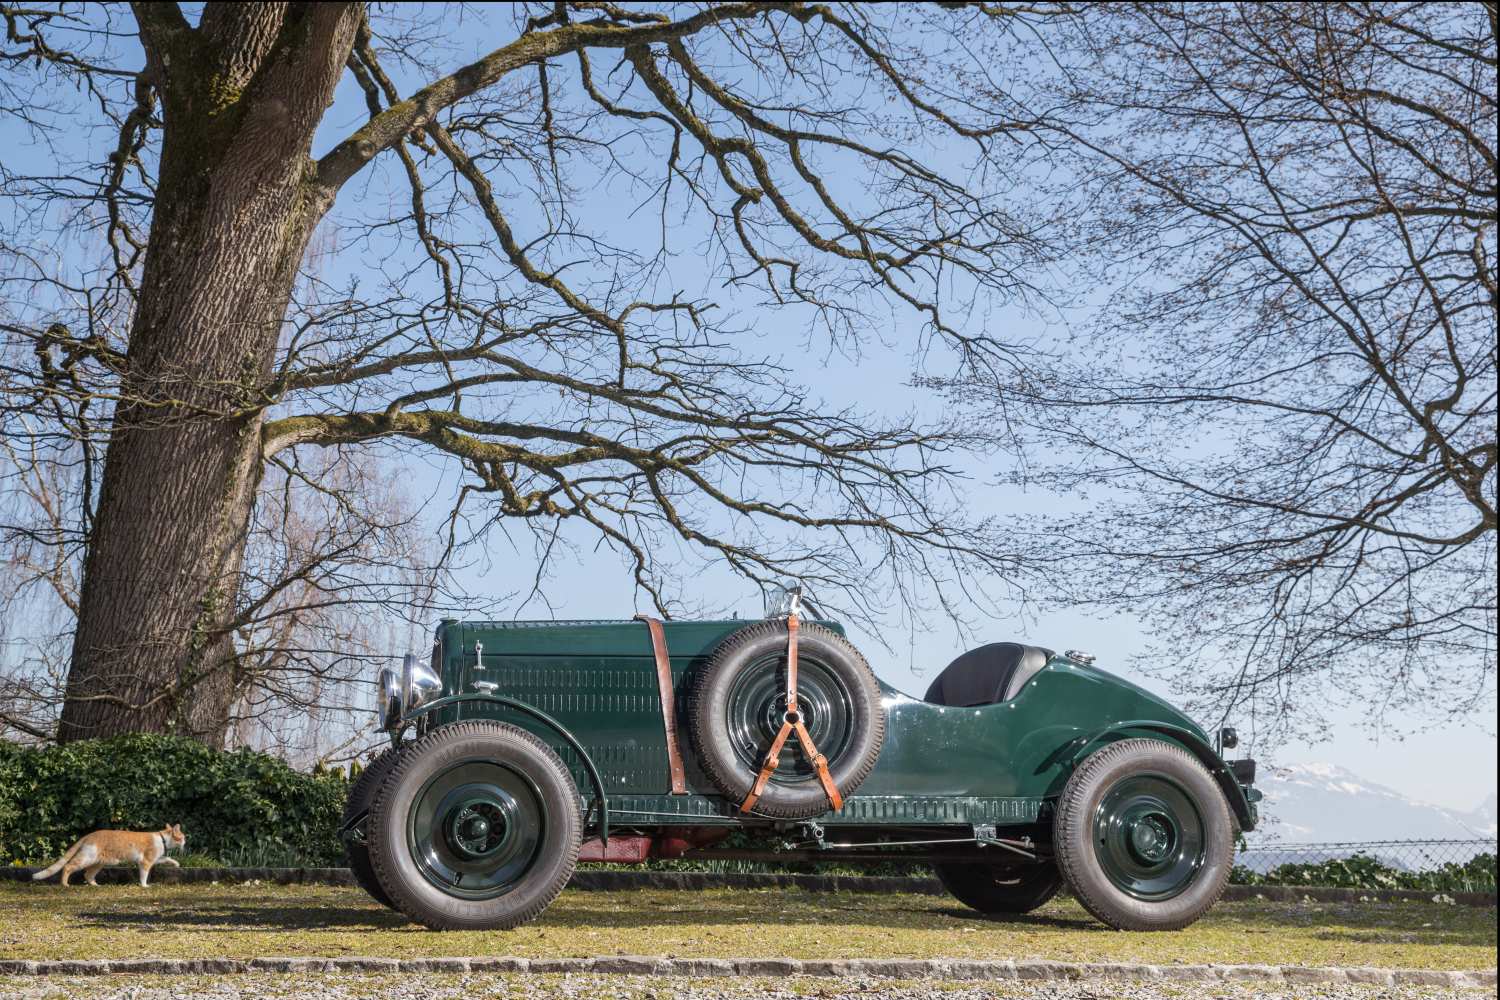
0;734;349;867
1231;852;1497;893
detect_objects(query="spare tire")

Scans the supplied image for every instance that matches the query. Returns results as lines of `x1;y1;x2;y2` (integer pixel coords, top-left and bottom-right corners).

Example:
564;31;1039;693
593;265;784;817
688;619;884;818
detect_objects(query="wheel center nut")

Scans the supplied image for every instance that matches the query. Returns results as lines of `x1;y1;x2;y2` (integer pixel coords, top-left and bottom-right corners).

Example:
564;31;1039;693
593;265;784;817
447;800;510;858
1130;817;1170;861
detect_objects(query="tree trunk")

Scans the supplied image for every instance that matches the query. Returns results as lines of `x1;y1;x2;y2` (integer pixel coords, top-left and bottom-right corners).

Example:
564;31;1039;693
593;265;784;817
58;4;360;745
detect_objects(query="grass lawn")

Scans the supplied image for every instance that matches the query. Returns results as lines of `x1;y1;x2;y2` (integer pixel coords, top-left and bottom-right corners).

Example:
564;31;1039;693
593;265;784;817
1;973;1477;1000
0;882;1493;971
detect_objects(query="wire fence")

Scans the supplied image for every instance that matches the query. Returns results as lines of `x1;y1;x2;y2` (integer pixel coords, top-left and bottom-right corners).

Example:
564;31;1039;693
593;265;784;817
1233;838;1497;892
1239;838;1498;872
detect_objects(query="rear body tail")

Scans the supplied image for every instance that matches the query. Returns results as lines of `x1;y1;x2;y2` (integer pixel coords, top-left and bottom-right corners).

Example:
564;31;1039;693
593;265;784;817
32;840;81;880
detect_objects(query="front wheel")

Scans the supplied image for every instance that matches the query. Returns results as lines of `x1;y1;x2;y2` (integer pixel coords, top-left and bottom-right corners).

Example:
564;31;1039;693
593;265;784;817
1054;738;1233;931
935;862;1062;916
367;720;581;930
342;746;404;907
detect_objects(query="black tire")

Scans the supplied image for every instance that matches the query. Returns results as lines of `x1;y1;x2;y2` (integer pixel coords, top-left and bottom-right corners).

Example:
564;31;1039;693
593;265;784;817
367;720;581;930
342;746;402;907
688;619;884;819
935;862;1063;916
1053;738;1234;931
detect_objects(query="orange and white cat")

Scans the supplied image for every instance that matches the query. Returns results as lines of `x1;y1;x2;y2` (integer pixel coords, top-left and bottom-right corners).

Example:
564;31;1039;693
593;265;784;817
32;824;186;887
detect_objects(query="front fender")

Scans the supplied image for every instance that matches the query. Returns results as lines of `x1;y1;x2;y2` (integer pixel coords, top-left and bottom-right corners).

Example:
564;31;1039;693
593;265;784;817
1070;719;1257;831
398;693;610;844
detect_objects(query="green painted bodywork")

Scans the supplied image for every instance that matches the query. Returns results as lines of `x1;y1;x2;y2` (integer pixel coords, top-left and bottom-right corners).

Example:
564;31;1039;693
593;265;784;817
411;618;1256;836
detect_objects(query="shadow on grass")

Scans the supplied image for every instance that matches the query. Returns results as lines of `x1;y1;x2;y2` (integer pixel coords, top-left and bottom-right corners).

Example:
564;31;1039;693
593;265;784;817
65;900;1101;936
74;904;409;931
937;908;1100;930
51;892;1497;951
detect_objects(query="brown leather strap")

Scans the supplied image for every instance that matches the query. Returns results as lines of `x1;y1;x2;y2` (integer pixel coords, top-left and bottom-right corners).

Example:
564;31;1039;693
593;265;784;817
740;612;843;814
635;615;687;795
784;615;799;711
793;718;844;811
738;717;794;813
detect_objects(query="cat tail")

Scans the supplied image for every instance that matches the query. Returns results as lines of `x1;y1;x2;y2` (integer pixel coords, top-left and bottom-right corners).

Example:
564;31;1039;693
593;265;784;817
32;840;82;880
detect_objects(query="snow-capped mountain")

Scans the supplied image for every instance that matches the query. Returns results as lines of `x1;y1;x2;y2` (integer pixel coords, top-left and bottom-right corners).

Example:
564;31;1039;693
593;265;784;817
1249;762;1496;843
1468;792;1497;837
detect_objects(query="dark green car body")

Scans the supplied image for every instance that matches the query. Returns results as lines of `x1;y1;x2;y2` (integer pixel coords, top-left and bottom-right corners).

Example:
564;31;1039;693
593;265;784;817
405;618;1258;839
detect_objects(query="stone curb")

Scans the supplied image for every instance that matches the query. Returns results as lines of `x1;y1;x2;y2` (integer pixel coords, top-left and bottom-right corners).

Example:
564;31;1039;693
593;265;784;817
4;866;1496;908
0;956;1494;988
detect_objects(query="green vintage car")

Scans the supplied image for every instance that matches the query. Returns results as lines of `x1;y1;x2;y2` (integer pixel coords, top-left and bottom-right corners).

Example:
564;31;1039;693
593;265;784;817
342;592;1258;932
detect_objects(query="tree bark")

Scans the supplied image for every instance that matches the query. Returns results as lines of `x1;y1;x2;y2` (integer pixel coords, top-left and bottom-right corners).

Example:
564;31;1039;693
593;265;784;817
59;3;361;745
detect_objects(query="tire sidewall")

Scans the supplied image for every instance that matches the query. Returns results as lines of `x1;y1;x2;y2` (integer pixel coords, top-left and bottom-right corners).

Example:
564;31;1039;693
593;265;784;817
691;622;884;816
1054;738;1234;931
368;721;581;930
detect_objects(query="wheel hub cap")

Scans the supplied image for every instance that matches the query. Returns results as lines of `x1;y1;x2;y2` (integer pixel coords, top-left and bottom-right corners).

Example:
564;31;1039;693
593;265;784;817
444;797;512;859
1127;814;1173;863
1093;772;1206;901
407;760;546;900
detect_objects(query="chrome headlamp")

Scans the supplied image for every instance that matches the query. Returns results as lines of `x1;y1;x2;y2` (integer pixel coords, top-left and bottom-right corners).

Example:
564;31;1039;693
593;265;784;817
375;667;402;731
401;652;443;716
377;653;443;732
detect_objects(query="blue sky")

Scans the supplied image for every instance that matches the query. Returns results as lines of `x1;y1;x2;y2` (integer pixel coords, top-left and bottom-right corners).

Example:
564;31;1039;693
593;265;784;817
2;3;1493;815
342;9;1496;814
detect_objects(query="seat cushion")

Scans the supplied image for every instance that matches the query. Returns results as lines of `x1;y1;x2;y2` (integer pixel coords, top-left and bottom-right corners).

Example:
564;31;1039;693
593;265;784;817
923;642;1052;706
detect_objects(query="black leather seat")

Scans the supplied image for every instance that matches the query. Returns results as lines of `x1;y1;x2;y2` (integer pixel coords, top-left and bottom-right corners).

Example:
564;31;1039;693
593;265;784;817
922;642;1053;707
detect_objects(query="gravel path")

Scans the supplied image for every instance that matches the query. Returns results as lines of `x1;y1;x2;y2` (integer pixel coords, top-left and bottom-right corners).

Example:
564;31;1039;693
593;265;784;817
1;973;1493;1000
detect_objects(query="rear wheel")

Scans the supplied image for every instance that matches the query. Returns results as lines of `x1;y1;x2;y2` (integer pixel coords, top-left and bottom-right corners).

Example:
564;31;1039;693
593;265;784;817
935;862;1062;916
367;720;581;930
1054;738;1233;931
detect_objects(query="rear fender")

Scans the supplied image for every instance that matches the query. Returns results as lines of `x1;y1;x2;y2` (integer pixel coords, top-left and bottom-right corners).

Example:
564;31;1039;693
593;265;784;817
1066;719;1256;831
